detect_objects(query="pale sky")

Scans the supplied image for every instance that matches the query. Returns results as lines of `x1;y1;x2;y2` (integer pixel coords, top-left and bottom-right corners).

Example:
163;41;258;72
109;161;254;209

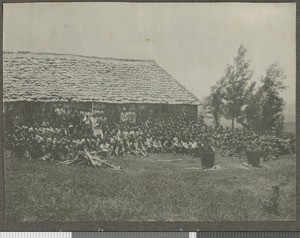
3;3;296;104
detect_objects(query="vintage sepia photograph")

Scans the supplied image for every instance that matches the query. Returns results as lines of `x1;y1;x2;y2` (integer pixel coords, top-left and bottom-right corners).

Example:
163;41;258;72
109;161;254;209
3;2;296;223
0;232;194;238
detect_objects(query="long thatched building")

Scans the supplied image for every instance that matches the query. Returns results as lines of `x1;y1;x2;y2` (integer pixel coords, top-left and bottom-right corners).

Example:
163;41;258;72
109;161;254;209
3;51;200;125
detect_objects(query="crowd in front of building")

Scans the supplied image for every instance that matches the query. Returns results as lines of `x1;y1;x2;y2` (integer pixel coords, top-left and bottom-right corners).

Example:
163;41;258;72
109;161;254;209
5;106;296;162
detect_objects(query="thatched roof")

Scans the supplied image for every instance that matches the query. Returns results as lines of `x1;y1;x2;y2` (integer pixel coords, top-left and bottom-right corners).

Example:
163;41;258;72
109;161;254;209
3;51;200;105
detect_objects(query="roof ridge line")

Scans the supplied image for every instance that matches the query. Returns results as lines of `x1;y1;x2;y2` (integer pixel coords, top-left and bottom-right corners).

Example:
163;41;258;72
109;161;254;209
3;51;156;63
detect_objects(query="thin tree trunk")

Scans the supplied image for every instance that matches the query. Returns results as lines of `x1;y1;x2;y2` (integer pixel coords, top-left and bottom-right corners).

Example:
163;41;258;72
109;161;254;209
232;117;235;130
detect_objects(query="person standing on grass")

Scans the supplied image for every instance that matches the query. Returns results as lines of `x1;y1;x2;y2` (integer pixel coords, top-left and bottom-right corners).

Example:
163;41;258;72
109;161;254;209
72;111;81;129
83;113;92;136
93;123;103;139
97;111;107;138
54;107;62;125
128;108;136;125
120;108;128;124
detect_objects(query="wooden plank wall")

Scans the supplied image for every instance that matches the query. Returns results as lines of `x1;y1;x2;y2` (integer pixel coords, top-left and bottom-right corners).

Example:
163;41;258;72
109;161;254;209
3;102;198;127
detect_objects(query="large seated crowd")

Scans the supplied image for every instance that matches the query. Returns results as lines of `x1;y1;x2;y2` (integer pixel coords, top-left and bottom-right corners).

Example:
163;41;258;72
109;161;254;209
5;107;296;161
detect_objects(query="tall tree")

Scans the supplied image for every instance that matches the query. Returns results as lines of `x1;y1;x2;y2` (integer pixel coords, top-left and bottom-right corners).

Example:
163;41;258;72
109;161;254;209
220;44;254;129
237;82;259;129
204;84;224;127
259;63;286;134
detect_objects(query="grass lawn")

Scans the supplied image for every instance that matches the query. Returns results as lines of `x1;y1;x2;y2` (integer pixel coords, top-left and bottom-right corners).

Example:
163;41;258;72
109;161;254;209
4;152;296;222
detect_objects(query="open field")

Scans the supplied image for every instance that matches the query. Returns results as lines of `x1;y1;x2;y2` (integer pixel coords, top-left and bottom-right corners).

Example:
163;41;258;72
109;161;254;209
4;152;296;222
